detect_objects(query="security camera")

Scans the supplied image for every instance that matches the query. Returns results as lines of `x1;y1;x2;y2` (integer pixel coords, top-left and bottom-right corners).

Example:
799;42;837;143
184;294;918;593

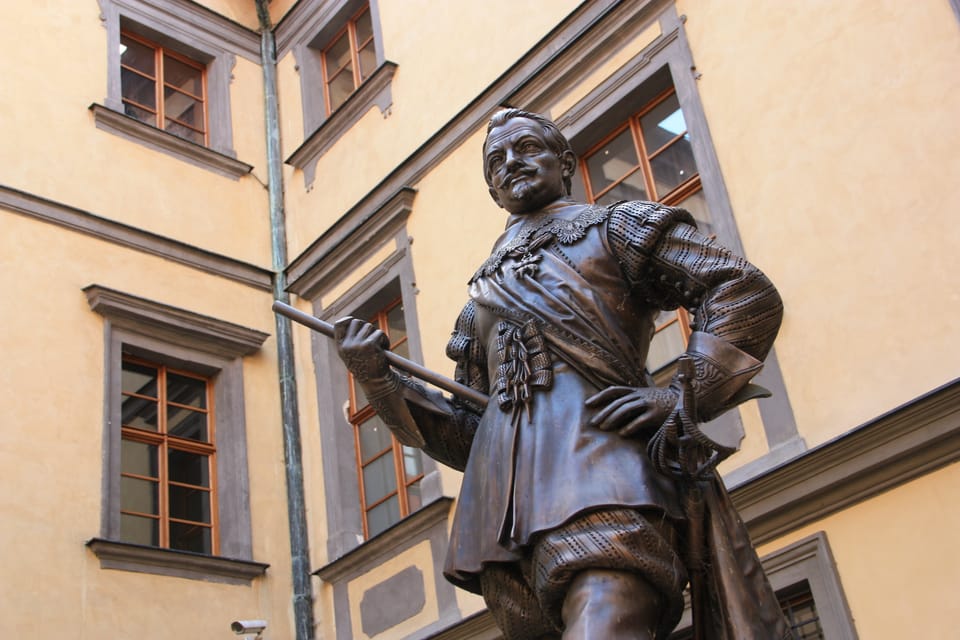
231;620;267;636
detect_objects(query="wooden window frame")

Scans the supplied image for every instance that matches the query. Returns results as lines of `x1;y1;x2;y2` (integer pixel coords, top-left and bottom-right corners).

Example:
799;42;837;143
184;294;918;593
120;29;209;146
321;4;375;115
120;355;219;555
577;86;703;373
347;297;424;539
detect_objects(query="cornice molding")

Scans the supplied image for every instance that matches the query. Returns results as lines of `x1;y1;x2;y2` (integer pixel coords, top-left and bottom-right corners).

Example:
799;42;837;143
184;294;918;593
315;497;453;583
0;184;272;291
287;186;416;299
99;0;260;62
734;379;960;545
85;284;270;358
90;104;253;179
87;538;268;584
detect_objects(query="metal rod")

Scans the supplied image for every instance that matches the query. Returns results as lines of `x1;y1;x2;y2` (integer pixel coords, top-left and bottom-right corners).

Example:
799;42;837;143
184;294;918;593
272;301;490;408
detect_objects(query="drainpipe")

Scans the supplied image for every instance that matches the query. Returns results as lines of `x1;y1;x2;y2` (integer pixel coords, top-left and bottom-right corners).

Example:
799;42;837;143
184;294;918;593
255;2;315;639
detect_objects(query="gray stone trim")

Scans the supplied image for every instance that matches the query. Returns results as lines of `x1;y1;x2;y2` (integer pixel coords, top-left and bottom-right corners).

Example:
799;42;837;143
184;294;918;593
84;284;270;358
287;186;415;297
950;0;960;24
285;61;397;188
359;565;427;636
90;104;254;179
97;0;259;159
315;497;453;582
0;184;273;290
733;378;960;545
424;612;501;640
673;531;858;638
86;285;266;568
86;538;269;585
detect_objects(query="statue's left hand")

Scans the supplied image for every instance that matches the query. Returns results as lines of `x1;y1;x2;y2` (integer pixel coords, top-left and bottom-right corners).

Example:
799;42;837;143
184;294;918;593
585;386;679;437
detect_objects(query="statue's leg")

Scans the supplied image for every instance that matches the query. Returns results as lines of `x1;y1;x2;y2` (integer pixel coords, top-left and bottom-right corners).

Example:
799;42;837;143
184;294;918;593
560;569;661;640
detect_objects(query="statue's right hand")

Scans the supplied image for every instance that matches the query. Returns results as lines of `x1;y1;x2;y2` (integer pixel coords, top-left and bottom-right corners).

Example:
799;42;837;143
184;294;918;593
333;317;392;382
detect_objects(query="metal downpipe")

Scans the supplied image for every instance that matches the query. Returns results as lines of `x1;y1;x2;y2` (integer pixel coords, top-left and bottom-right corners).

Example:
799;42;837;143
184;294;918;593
256;2;315;638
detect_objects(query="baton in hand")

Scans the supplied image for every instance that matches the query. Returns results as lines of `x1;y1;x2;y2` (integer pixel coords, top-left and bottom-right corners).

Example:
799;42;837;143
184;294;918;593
272;301;489;408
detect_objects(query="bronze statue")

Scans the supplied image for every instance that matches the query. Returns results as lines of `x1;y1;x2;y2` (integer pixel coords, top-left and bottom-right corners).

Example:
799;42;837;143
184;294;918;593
331;110;791;639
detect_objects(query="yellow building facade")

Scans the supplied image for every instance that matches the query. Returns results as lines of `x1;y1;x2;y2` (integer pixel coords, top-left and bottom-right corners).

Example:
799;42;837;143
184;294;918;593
1;1;957;638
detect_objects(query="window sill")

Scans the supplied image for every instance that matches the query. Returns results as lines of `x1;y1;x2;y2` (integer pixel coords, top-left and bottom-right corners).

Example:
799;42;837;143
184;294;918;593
89;104;253;180
286;61;398;188
315;497;453;583
87;538;268;585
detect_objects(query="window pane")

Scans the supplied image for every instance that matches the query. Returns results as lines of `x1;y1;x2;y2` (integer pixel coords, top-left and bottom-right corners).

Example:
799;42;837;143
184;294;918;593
169;485;211;523
355;9;374;46
121;68;157;110
402;445;422;479
585;128;640;196
366;495;400;537
163;55;202;97
121;476;158;515
326;33;353;73
120;35;155;76
594;169;648;206
386;303;407;344
646;315;686;372
164;120;204;145
168;449;209;487
650;137;697;197
327;68;355;112
122;395;158;431
164;89;203;129
362;453;398;506
169;522;212;554
123;103;158;127
121;439;158;478
358;43;376;81
167;405;208;441
122;361;158;397
120;513;159;546
167;373;206;409
676;188;712;235
406;478;422;512
358;415;393;460
640;93;686;153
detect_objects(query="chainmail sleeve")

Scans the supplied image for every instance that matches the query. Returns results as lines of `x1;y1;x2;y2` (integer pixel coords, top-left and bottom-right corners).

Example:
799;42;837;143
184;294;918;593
607;200;784;420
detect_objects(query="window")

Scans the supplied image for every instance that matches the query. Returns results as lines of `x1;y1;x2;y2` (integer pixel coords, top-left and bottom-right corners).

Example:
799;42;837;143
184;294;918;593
570;79;711;375
93;0;258;178
120;30;208;146
322;5;377;114
347;296;424;538
669;581;824;640
120;356;217;554
85;285;269;583
282;0;397;186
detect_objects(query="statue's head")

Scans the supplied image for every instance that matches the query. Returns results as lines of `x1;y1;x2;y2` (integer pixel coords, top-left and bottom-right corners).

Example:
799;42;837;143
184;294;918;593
483;109;577;214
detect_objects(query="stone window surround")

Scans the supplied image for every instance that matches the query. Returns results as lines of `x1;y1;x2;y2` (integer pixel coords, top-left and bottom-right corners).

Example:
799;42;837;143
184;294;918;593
84;284;269;583
93;0;259;178
277;0;396;189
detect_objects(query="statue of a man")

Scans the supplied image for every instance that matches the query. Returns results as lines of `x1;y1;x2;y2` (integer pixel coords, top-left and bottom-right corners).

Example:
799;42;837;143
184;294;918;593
335;110;790;639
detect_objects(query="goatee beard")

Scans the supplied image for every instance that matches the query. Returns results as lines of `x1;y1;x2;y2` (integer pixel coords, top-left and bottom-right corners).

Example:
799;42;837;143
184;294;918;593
510;180;533;201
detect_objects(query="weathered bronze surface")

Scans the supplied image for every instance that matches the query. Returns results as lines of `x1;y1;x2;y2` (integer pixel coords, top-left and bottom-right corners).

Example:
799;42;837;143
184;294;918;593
330;110;791;639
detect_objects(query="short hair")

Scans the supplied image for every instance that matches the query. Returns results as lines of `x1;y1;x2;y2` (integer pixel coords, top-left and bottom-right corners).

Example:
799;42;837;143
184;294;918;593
483;109;576;194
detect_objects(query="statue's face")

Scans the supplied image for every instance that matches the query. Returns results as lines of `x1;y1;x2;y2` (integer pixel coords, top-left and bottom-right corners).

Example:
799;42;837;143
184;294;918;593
484;118;573;214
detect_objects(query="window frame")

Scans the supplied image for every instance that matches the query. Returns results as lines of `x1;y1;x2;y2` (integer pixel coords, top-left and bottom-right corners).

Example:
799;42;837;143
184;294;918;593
119;355;219;554
85;285;269;583
119;29;209;146
321;4;376;115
